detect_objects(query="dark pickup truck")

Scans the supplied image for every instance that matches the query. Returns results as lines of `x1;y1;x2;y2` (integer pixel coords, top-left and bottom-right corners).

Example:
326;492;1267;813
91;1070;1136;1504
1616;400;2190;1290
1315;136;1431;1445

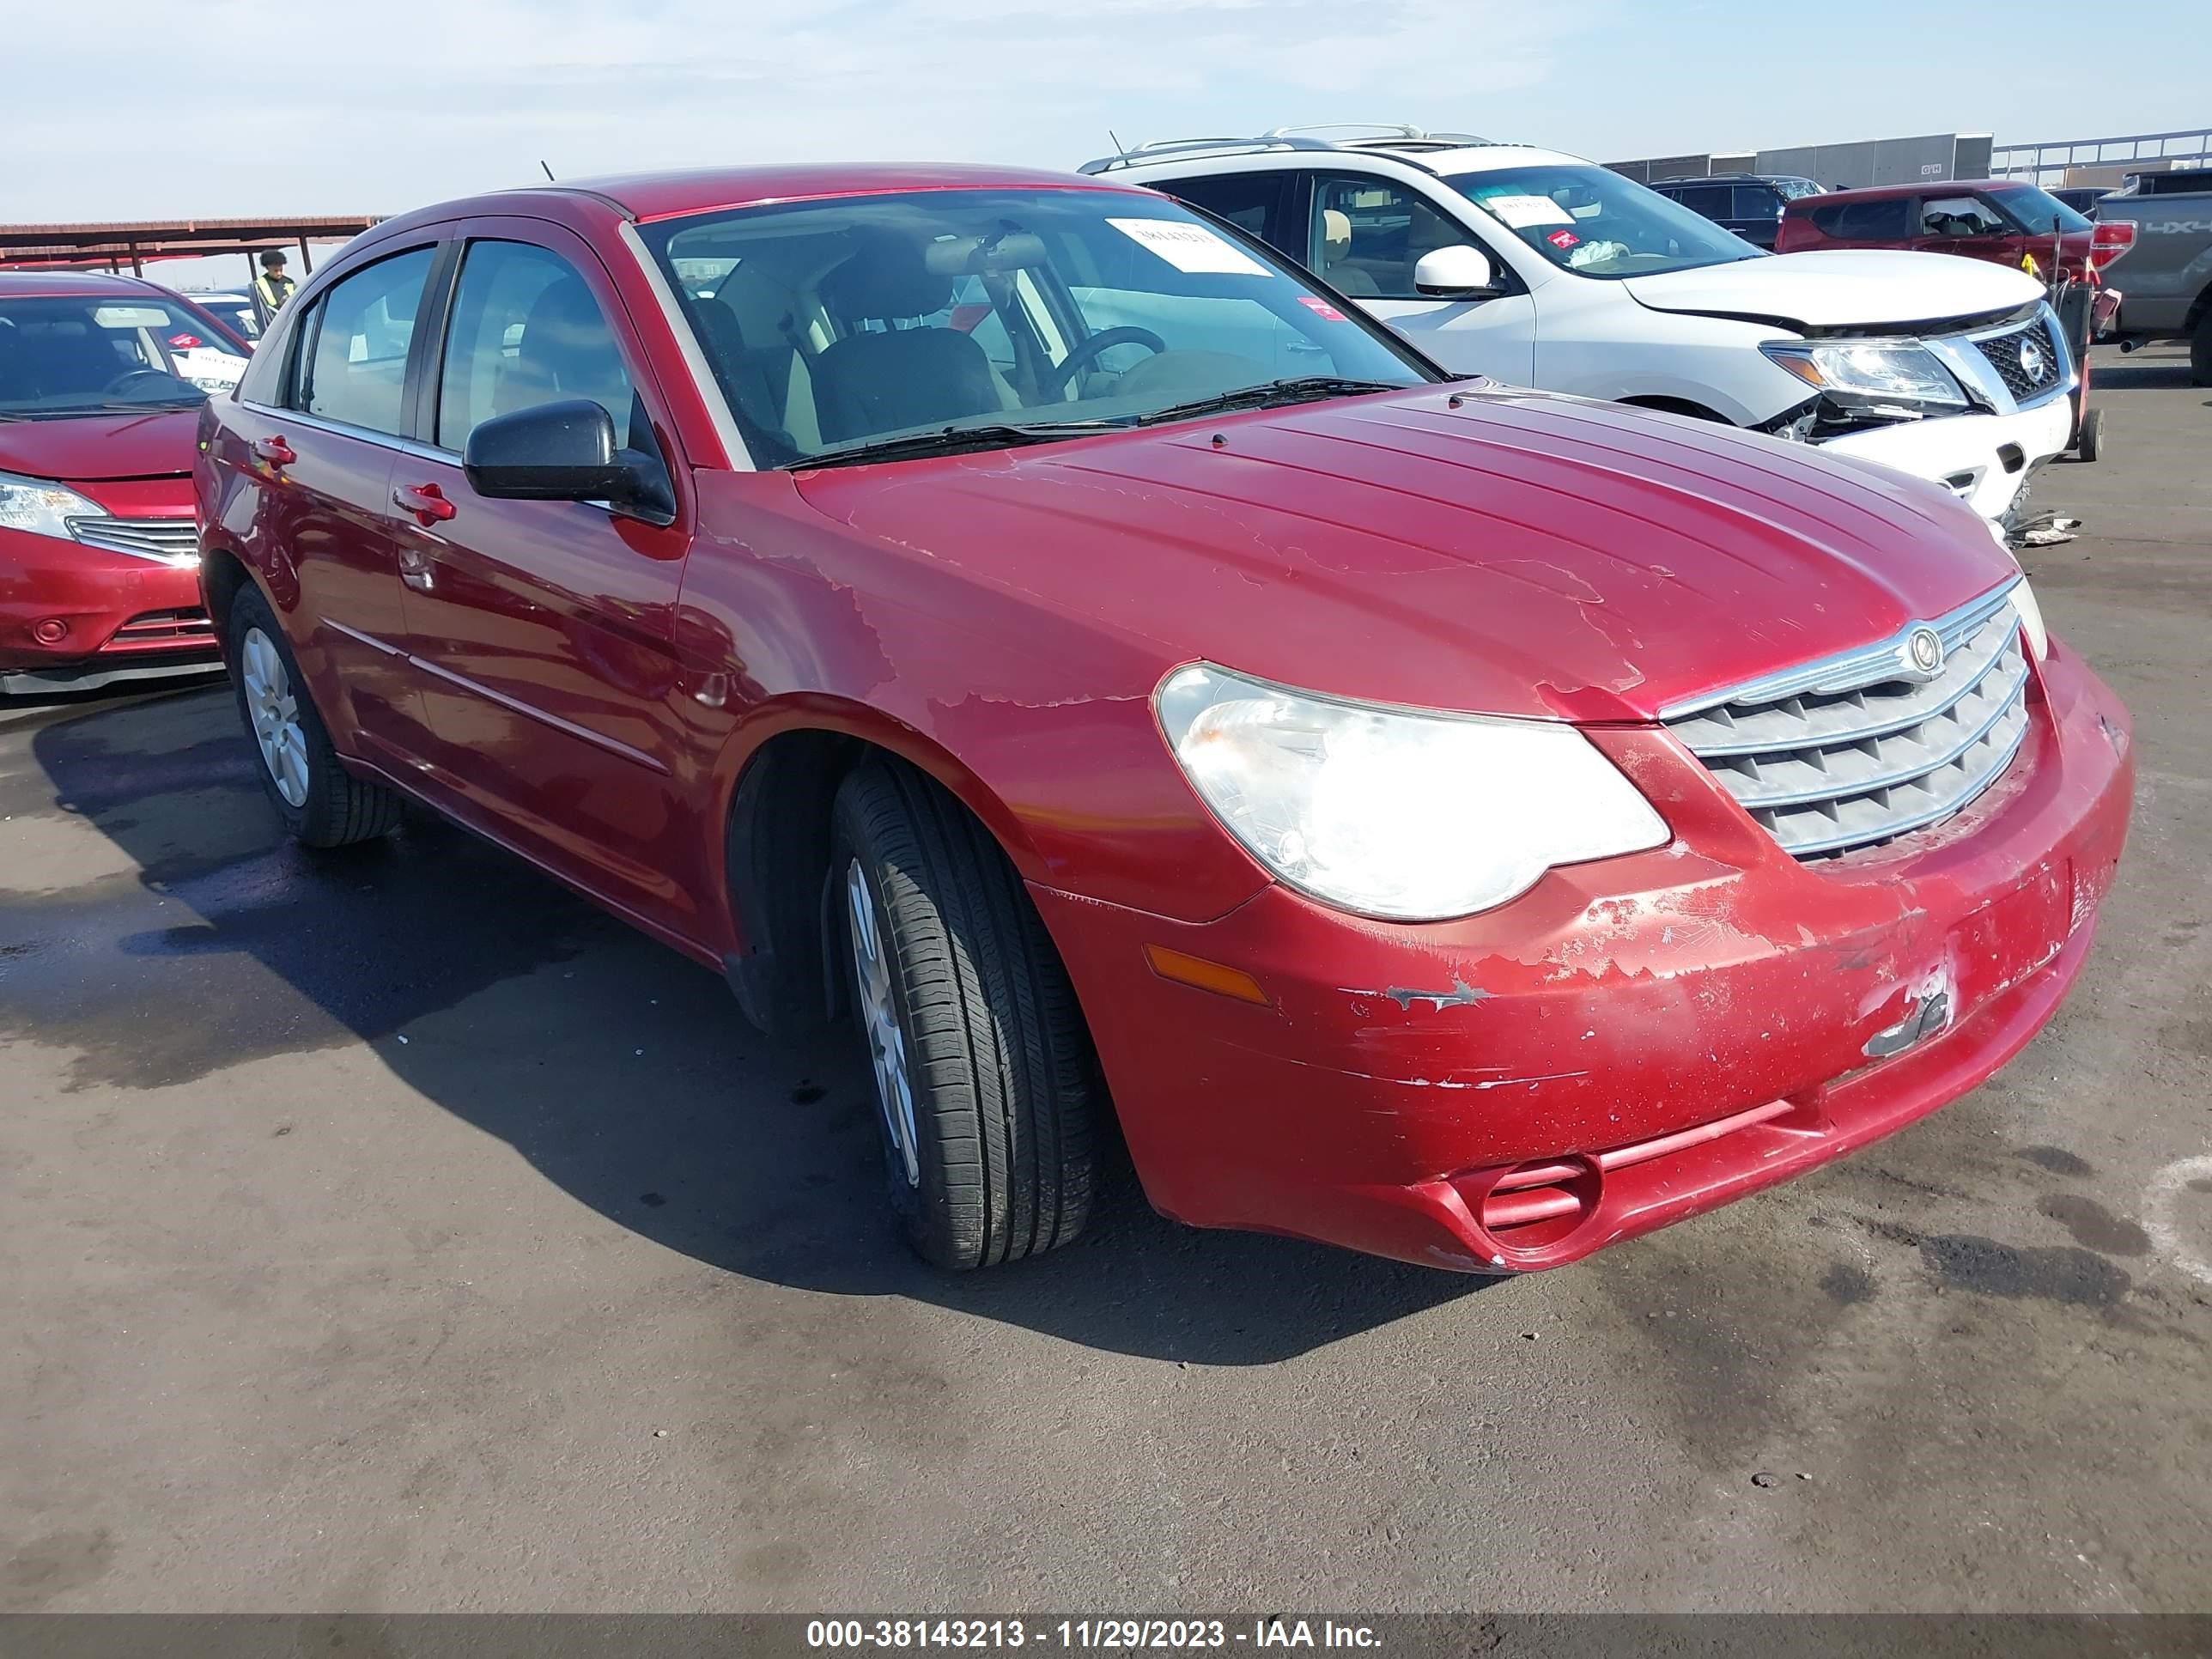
2098;172;2212;382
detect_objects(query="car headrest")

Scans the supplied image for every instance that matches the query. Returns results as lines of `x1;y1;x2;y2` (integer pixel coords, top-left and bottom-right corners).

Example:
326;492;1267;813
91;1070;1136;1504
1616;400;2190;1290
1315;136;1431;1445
1322;210;1352;259
821;228;950;319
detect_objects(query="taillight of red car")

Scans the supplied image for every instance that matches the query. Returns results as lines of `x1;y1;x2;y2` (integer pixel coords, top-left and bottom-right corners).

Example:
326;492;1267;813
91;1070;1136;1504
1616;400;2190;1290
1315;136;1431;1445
2089;221;2136;271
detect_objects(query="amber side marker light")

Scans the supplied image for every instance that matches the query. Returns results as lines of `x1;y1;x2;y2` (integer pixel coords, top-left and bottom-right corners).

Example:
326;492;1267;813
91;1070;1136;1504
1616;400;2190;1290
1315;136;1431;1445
1144;944;1272;1006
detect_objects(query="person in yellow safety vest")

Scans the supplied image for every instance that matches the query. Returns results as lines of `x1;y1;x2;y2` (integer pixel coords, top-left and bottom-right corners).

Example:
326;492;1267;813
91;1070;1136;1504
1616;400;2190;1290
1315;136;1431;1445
252;250;297;315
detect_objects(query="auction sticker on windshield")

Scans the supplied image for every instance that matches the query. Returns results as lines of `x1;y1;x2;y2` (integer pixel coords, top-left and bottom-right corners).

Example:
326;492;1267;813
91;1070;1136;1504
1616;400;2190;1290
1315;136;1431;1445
1108;218;1270;276
1482;193;1577;229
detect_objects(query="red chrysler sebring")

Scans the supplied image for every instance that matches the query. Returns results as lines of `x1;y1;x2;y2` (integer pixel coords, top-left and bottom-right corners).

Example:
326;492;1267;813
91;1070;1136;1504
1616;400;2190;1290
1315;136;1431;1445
194;165;2132;1273
3;271;248;693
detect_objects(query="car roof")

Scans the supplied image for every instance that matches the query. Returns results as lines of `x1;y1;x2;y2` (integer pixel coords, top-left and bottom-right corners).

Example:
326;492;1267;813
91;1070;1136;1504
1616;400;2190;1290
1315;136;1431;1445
1793;179;2028;204
363;162;1138;240
1652;173;1809;185
0;269;170;300
1103;139;1589;181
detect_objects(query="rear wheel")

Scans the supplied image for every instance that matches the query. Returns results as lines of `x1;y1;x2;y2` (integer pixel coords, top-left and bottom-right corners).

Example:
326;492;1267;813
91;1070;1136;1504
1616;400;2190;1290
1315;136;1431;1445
227;586;402;848
2191;312;2212;387
830;759;1099;1269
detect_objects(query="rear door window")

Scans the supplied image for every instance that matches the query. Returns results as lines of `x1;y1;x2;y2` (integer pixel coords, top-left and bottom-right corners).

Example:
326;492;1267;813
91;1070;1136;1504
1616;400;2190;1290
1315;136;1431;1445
1164;173;1291;246
298;247;435;434
1808;198;1913;240
1674;184;1731;220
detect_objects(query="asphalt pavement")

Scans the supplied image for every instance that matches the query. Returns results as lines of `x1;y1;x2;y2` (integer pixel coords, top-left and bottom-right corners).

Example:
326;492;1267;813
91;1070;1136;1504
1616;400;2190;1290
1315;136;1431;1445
3;344;2208;1613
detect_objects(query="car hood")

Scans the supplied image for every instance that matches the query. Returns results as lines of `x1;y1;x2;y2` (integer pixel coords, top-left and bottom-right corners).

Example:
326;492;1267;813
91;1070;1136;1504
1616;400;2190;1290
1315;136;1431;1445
793;386;2019;724
1623;250;2045;330
0;406;202;483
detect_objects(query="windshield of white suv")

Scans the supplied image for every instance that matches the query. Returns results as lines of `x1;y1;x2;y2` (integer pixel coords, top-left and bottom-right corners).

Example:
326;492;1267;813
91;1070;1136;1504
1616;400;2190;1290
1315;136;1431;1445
1443;165;1765;279
640;188;1436;467
0;295;248;416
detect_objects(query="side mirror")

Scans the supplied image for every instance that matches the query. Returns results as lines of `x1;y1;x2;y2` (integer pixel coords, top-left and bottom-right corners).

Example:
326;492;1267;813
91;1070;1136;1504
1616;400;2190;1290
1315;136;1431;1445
464;398;675;524
1413;245;1502;298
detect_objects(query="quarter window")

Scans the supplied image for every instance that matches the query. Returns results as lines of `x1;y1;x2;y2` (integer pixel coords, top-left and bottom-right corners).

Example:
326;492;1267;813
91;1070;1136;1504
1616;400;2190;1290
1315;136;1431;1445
298;247;434;435
434;240;636;452
1306;175;1477;300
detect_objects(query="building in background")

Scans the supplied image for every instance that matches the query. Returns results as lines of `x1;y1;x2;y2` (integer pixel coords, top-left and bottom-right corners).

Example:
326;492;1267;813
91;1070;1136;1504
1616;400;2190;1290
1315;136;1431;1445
1610;133;1993;191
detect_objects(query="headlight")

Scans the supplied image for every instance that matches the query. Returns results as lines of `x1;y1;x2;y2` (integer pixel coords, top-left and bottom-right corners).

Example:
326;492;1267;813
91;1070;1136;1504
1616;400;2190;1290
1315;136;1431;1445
1156;664;1670;920
1760;339;1968;421
2010;576;2048;660
0;471;103;543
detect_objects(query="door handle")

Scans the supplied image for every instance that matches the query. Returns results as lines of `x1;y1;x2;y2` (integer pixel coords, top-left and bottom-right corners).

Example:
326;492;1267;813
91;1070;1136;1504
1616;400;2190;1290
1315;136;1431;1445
252;435;295;466
392;482;457;526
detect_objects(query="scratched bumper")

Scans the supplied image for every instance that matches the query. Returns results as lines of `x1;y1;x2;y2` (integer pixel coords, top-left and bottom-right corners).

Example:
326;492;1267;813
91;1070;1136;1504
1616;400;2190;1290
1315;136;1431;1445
1030;639;2133;1271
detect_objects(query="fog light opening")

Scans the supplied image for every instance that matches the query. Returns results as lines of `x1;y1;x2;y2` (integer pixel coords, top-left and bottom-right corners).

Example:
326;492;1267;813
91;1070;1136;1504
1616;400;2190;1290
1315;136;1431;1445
1456;1154;1605;1261
33;617;70;645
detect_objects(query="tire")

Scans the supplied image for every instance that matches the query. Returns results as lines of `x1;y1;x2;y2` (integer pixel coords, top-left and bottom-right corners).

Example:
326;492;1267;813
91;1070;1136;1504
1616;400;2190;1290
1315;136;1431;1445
2076;405;2104;463
226;585;403;848
2192;312;2212;387
830;759;1099;1269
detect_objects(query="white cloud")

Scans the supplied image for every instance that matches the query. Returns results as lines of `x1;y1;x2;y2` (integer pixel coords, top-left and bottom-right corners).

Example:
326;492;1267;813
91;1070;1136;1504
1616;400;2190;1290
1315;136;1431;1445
1;0;1601;219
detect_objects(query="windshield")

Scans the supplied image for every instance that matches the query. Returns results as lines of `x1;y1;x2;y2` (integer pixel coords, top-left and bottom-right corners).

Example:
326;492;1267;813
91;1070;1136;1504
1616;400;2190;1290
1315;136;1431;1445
639;188;1434;466
0;295;249;416
1443;165;1765;279
1990;185;2094;235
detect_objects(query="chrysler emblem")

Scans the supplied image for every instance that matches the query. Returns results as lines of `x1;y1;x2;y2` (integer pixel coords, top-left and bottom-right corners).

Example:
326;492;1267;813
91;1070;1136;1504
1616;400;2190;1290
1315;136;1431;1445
1906;626;1944;678
2018;338;2049;383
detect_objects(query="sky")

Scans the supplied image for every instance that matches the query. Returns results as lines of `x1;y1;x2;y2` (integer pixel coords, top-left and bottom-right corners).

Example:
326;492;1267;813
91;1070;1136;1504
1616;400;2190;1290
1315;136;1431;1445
4;0;2204;284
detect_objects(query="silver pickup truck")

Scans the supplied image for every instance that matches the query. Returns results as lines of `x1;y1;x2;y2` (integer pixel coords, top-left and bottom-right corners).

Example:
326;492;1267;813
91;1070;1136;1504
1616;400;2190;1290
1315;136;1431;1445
2100;174;2212;383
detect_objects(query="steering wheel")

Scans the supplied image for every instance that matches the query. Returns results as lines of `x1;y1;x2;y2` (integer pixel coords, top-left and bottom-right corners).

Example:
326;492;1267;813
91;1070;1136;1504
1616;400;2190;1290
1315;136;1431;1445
1047;325;1167;392
102;367;180;396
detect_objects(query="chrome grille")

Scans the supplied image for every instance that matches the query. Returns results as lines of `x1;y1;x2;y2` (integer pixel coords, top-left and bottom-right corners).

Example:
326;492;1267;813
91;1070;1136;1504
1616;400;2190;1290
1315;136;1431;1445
1972;314;2067;403
67;515;200;563
1663;583;2033;859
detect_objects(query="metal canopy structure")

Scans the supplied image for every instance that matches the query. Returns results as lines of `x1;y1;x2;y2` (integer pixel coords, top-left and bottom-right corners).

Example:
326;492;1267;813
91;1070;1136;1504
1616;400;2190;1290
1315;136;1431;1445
0;215;381;274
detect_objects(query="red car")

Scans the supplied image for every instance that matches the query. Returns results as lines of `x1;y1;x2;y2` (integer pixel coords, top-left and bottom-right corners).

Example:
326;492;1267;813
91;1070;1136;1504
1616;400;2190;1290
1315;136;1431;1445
2;271;250;693
195;164;2133;1273
1776;179;2135;283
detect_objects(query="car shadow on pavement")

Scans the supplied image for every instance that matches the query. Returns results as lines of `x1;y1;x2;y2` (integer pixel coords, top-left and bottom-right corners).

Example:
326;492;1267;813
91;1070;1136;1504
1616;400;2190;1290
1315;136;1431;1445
13;685;1488;1364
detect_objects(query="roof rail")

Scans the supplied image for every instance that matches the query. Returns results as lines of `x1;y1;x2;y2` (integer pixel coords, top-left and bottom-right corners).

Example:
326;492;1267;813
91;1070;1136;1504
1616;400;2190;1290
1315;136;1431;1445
1077;134;1348;174
1079;125;1503;177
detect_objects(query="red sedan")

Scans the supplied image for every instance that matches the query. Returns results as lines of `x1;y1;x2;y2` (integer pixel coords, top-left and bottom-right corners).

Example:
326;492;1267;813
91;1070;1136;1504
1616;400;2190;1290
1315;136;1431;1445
2;271;249;693
194;164;2132;1273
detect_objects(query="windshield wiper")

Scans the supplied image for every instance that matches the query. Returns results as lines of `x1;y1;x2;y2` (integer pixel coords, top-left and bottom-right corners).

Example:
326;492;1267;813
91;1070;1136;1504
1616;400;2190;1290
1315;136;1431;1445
1132;376;1411;427
791;419;1127;471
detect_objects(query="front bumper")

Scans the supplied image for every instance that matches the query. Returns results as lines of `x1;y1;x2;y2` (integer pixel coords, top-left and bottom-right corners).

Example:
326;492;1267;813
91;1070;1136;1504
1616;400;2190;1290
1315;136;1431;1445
1819;396;2074;527
0;526;218;692
1031;641;2132;1272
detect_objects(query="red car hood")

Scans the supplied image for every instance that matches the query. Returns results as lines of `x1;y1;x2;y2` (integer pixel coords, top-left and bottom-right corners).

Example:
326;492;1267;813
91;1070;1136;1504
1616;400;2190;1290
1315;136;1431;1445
793;386;2018;724
0;406;201;483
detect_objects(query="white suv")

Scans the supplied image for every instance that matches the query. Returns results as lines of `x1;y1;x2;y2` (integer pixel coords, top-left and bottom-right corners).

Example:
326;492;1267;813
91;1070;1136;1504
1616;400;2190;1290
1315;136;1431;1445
1088;127;2076;534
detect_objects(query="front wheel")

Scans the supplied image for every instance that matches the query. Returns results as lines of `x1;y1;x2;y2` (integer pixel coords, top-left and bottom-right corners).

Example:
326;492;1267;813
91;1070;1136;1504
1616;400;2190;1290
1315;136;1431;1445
2075;404;2105;463
226;586;402;848
830;760;1100;1269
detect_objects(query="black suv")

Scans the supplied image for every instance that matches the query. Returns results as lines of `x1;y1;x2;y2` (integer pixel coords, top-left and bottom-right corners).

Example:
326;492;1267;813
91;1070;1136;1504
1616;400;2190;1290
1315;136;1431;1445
1648;173;1823;249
